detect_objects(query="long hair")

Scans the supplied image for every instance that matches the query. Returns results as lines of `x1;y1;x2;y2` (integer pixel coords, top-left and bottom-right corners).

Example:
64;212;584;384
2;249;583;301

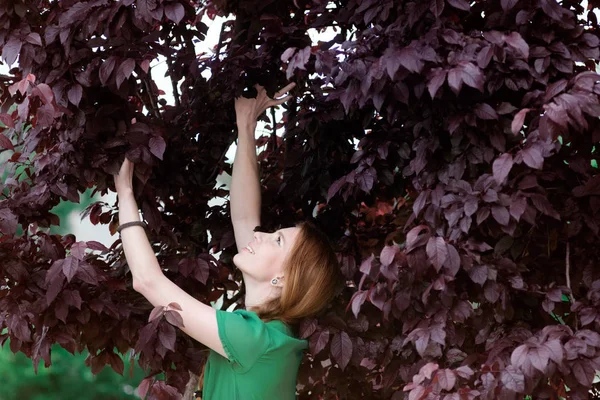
190;221;342;399
253;221;343;326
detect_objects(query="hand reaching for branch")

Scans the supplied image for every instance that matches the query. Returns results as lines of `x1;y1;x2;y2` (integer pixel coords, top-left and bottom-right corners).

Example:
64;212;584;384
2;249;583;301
114;158;135;194
235;83;296;129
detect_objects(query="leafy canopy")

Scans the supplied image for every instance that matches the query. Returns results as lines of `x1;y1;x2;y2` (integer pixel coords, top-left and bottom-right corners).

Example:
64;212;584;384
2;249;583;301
1;0;600;399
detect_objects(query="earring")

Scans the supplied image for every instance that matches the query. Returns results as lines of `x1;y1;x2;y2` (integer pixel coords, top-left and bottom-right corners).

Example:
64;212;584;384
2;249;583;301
271;278;278;286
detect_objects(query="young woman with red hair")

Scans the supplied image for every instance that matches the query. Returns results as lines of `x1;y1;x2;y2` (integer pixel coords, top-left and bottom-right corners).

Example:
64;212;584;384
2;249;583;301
114;83;341;399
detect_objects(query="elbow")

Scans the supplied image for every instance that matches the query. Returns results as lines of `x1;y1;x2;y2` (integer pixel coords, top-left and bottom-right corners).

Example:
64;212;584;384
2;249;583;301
132;278;146;294
132;274;160;294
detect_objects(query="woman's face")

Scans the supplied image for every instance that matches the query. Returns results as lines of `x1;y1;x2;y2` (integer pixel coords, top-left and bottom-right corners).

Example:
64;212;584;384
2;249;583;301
233;227;300;283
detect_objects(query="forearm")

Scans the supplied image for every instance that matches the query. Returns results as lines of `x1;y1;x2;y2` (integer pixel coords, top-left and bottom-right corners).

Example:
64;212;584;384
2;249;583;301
230;122;261;224
117;189;163;287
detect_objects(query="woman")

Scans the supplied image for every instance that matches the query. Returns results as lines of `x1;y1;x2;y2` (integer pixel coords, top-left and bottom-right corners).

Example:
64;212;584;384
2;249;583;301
113;83;342;399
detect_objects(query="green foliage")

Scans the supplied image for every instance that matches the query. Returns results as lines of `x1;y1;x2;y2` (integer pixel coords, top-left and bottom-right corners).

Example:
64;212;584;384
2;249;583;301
0;340;145;400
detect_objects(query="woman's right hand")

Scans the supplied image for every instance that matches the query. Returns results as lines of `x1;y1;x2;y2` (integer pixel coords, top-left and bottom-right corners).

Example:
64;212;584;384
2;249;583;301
234;83;296;129
114;158;135;195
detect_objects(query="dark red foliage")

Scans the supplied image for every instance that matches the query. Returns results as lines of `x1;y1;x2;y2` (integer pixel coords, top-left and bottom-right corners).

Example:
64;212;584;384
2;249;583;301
1;0;600;399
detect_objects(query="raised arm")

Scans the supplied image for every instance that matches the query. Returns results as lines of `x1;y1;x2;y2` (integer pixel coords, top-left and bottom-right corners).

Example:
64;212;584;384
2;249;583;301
231;83;295;253
114;159;227;358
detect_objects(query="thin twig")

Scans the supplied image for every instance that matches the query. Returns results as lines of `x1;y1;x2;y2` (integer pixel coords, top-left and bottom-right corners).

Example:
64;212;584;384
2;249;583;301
566;241;575;303
144;72;161;119
167;55;181;108
270;106;277;151
214;22;225;58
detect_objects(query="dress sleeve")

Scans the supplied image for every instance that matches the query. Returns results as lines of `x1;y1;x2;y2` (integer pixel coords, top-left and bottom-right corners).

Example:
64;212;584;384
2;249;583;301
216;309;271;371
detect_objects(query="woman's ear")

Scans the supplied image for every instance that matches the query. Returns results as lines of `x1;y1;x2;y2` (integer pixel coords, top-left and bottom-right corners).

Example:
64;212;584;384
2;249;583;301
272;275;285;288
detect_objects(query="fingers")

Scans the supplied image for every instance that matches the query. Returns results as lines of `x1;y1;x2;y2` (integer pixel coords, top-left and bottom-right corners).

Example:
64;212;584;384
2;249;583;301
274;82;296;99
268;94;293;108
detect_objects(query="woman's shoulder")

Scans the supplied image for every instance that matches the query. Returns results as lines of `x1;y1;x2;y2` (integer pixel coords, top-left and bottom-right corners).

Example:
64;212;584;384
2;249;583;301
228;309;307;347
265;320;308;348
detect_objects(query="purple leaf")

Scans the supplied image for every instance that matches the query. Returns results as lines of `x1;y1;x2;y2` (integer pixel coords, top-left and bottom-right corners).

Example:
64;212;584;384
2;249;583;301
380;245;398;266
511;108;530;135
415;330;430;356
469;264;488;285
529;345;550;373
447;66;463;94
521;145;544;169
0;134;14;151
477;45;494;68
491;204;510;226
580;307;597;326
0;209;18;235
359;254;375;275
99;56;117;85
299;319;317;339
116;58;136;88
444;244;461;276
0;113;15;128
426;236;448;272
447;0;470;11
461;62;485;92
2;37;22;66
543;339;564;364
165;310;184;328
25;32;42;46
62;256;79;282
281;47;296;63
492;153;513;184
430;0;445;18
351;291;368;319
413;190;429;217
149;136;166;160
500;365;525;393
455;365;474;379
427;68;447;98
149;305;166;322
474;103;499;120
436;369;456;391
137;378;154;400
327;176;347;202
572;359;595;386
87;241;109;252
505;32;529;59
70;241;87;260
405;225;430;253
67;84;83;106
501;0;518;11
356;167;376;193
397;47;424;74
310;329;330;355
330;331;352;370
164;3;185;24
76;262;98;285
158;322;176;351
46;275;64;305
36;104;55;128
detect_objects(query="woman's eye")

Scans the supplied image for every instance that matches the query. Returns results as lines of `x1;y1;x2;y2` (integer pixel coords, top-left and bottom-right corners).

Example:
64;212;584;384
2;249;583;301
277;236;282;245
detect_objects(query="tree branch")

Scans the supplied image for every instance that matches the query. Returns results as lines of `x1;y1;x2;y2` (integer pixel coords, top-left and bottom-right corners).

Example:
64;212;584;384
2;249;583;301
566;241;575;303
167;54;181;108
143;75;161;119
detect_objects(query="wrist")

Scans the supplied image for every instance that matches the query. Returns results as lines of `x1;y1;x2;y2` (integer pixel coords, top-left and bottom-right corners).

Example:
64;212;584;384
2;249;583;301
236;119;257;133
117;188;134;202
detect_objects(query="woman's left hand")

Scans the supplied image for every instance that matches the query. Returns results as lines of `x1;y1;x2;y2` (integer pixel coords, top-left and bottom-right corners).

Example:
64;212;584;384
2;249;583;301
235;83;296;128
114;158;135;194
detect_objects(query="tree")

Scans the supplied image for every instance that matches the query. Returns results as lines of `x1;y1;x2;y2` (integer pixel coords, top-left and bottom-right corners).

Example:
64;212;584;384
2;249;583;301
1;0;600;398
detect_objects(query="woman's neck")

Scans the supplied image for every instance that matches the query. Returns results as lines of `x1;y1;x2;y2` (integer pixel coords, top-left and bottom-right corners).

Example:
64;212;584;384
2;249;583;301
242;276;279;311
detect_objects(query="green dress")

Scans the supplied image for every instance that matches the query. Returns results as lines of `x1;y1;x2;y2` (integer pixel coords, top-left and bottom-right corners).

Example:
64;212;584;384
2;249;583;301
202;309;309;400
